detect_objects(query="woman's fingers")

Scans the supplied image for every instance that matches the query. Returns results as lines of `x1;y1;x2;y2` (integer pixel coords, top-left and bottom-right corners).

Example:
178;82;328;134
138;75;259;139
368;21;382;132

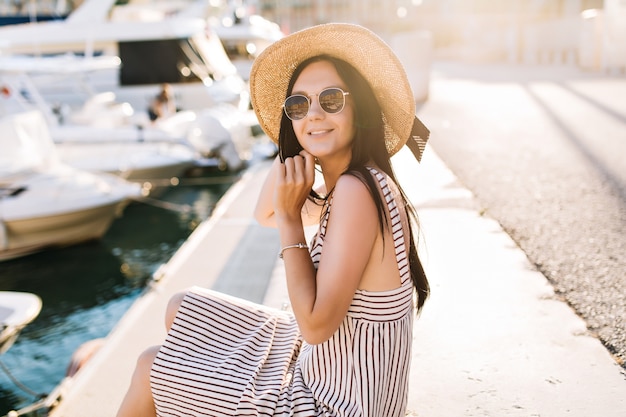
279;156;291;182
300;151;316;186
275;155;313;218
282;154;309;186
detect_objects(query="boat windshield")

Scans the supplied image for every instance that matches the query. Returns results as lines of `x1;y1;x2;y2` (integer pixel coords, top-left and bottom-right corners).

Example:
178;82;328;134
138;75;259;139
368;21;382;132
0;111;57;178
118;33;236;86
119;38;202;86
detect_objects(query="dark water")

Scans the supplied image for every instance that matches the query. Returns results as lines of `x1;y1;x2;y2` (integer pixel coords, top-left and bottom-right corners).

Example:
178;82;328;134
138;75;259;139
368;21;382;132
0;177;236;415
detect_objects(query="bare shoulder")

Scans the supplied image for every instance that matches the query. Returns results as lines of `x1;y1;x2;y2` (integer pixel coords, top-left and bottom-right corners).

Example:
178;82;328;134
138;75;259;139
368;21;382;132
331;174;375;212
334;173;371;197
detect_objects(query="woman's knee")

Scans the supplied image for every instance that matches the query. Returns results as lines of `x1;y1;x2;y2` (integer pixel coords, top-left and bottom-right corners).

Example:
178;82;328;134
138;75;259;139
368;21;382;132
165;291;187;331
117;346;159;417
135;345;160;376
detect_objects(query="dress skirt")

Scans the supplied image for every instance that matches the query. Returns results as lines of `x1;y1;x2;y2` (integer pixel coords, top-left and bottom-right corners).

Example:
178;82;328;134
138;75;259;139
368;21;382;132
150;286;312;416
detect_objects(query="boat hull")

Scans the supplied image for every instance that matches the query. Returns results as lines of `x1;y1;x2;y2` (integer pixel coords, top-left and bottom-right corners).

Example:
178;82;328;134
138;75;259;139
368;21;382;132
54;144;197;182
0;200;129;261
0;291;43;354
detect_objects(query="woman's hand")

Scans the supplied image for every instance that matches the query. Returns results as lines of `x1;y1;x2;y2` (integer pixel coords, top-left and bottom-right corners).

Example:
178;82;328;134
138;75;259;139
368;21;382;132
274;151;316;223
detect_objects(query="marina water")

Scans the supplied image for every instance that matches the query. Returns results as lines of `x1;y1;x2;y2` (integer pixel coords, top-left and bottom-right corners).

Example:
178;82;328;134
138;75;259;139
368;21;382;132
0;176;237;415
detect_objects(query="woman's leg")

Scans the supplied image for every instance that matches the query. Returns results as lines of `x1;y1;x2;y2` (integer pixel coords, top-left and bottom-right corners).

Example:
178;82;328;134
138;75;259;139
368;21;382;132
117;291;187;417
116;345;159;417
165;291;186;332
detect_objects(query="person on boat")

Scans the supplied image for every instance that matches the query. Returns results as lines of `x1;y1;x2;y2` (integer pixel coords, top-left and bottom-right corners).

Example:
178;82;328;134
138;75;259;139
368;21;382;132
147;83;176;122
116;23;431;417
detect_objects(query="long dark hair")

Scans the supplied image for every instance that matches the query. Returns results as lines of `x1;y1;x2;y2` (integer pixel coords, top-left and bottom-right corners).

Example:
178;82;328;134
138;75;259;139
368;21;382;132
278;55;429;311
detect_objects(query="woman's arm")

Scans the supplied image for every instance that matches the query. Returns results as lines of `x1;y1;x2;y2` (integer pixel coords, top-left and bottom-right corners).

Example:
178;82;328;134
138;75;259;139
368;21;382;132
254;156;282;227
279;174;379;344
257;154;379;344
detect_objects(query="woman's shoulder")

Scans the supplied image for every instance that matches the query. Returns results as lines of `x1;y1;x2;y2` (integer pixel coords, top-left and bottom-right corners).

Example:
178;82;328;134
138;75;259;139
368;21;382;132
333;167;389;206
328;171;379;213
351;166;405;210
343;165;393;190
327;173;379;229
334;172;371;198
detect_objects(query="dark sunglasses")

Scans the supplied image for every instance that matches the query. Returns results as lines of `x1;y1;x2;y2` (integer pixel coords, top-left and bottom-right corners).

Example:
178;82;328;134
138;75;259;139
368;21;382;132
283;87;350;121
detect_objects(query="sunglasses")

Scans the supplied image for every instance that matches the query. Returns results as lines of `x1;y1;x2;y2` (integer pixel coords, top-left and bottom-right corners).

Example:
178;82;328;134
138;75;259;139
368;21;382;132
283;87;350;121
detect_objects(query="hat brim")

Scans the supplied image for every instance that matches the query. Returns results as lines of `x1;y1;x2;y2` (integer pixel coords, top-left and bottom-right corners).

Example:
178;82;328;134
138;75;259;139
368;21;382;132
250;23;422;157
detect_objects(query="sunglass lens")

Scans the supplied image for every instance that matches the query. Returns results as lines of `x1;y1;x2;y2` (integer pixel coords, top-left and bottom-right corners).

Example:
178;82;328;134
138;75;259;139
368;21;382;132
319;88;345;113
284;95;309;120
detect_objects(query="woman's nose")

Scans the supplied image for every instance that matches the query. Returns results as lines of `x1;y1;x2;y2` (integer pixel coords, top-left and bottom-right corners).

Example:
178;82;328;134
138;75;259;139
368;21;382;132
307;96;324;119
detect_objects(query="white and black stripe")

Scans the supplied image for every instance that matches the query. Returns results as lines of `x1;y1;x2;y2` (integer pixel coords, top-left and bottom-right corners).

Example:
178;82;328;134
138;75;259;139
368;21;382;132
151;167;414;416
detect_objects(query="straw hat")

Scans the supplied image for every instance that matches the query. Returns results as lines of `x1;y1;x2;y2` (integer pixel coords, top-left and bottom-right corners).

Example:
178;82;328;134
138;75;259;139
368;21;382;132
249;23;428;160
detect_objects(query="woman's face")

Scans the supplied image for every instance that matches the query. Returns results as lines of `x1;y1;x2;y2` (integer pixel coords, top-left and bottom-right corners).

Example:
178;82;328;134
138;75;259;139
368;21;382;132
290;60;355;165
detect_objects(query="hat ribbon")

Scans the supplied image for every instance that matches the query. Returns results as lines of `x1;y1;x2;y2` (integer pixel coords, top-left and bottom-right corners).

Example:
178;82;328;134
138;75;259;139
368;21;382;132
406;116;430;163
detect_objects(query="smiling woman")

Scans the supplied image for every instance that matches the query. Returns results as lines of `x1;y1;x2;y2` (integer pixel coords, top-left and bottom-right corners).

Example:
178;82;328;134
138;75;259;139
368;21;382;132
117;23;430;417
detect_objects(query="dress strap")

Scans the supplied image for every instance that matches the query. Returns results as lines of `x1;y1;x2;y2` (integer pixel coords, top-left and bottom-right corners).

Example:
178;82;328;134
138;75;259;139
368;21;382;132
365;167;411;286
309;195;332;268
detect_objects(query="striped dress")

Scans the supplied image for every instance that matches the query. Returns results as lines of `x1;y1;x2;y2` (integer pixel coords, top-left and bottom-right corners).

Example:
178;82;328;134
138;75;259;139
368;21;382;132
150;167;415;416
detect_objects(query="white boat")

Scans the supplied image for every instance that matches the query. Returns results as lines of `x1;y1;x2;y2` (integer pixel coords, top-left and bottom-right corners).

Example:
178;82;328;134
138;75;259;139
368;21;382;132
0;0;248;111
0;110;143;261
213;14;284;81
0;0;270;171
0;56;247;177
0;291;42;354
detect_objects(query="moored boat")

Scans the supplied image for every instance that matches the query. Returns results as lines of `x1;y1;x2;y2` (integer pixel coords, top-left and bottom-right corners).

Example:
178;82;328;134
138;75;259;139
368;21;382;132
0;0;274;172
0;52;258;175
0;291;42;354
214;13;285;81
0;110;142;261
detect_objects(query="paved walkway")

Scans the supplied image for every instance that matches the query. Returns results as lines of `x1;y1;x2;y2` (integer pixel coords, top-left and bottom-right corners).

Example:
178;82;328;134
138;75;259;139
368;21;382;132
49;71;626;416
395;149;626;416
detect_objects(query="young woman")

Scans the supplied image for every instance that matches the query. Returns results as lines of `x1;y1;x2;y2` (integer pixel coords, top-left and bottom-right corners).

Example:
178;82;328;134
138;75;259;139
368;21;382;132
117;23;430;417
